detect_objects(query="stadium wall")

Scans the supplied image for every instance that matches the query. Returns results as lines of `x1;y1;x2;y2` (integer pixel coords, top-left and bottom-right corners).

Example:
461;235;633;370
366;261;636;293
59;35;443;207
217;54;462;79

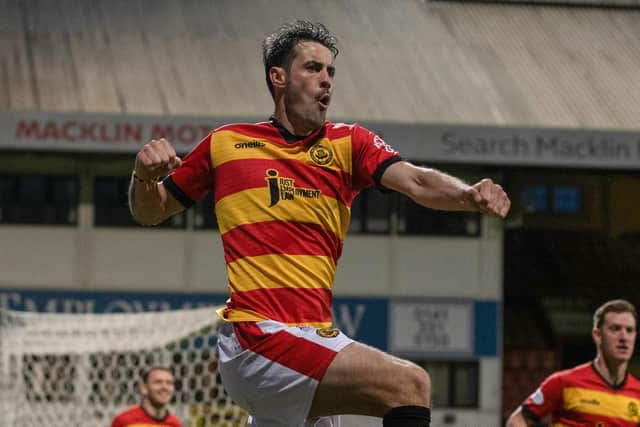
0;224;502;299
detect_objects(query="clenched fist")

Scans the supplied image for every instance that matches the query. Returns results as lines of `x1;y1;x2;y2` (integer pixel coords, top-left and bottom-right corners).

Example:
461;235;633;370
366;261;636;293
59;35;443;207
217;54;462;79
134;138;182;181
464;178;511;218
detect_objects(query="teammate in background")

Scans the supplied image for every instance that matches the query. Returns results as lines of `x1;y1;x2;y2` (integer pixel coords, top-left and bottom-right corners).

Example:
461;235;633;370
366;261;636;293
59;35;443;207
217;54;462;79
128;20;510;427
111;366;182;427
506;299;640;427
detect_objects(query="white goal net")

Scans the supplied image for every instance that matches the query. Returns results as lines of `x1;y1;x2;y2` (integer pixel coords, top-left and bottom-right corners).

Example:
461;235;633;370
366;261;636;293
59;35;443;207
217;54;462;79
0;307;248;427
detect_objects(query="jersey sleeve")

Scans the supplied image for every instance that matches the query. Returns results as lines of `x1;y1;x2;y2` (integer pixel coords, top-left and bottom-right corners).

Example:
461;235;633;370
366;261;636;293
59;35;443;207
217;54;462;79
521;371;564;420
350;124;402;192
163;132;214;208
110;415;122;427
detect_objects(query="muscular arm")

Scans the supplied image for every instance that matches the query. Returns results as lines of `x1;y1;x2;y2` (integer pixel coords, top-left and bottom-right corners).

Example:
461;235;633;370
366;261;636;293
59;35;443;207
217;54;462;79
128;178;185;226
380;161;510;217
128;138;186;226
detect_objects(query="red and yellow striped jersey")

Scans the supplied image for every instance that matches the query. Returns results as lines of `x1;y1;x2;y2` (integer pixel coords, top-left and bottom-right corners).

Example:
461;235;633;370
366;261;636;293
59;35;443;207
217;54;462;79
522;362;640;426
110;405;182;427
165;119;400;327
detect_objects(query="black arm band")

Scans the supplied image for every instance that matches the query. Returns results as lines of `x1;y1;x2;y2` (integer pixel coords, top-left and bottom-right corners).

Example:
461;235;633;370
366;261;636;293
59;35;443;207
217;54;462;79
163;176;195;209
373;156;403;192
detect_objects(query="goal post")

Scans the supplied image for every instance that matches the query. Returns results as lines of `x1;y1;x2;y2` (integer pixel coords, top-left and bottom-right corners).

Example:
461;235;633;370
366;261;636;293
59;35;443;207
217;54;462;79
0;306;248;427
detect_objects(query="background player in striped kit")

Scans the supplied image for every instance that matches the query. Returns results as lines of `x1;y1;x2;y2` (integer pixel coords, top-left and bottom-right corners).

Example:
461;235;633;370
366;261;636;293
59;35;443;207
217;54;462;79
129;20;510;427
506;299;640;427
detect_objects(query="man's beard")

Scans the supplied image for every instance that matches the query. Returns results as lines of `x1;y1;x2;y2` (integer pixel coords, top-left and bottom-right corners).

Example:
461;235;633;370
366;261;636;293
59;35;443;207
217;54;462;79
285;92;325;132
290;106;324;131
148;394;168;409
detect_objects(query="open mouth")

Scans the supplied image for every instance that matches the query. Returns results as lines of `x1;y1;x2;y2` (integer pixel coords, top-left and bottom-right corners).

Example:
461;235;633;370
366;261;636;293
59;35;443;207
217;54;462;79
318;93;331;109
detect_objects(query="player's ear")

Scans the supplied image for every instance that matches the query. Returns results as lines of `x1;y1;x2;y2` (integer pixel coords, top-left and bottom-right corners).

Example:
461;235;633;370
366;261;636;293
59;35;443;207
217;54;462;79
138;381;148;397
592;327;602;345
269;66;287;91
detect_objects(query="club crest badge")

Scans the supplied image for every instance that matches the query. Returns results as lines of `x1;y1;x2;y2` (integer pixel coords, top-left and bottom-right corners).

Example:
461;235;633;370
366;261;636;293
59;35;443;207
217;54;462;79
316;327;340;338
310;144;333;166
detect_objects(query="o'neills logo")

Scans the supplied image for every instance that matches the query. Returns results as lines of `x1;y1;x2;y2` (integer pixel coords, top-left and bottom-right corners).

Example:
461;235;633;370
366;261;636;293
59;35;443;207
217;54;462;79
265;169;321;207
234;140;265;149
310;144;333;165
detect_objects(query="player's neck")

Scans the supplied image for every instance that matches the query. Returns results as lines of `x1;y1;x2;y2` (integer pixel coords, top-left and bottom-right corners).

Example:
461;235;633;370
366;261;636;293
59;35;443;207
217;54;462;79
272;102;318;137
141;399;168;420
594;355;628;385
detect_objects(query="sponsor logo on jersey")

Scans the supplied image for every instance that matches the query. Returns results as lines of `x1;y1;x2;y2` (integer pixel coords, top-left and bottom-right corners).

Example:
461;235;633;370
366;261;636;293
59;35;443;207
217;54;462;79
316;327;340;338
265;169;321;207
629;401;639;418
579;398;600;405
372;135;396;154
531;388;545;405
310;144;333;165
235;140;266;149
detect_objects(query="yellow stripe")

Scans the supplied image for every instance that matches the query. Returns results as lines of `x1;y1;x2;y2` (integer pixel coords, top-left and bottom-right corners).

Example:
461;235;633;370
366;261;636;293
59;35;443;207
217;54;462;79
216;187;350;238
217;301;331;327
228;254;336;293
329;134;352;176
563;386;640;422
210;130;353;175
217;306;269;322
219;310;331;328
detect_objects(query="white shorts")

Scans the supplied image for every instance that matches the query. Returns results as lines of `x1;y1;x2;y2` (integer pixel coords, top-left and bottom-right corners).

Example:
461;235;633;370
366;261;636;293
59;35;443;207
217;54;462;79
217;320;355;427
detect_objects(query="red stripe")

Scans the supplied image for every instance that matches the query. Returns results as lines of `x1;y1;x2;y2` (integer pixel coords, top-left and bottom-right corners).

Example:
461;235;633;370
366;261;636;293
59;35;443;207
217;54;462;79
221;220;342;264
215;122;282;142
213;158;354;205
233;322;337;381
228;288;333;324
217;122;354;145
325;123;354;139
232;322;255;350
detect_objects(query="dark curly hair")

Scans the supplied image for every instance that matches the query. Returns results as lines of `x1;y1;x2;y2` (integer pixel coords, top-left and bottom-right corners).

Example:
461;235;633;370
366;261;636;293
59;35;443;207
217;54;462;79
262;20;338;98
